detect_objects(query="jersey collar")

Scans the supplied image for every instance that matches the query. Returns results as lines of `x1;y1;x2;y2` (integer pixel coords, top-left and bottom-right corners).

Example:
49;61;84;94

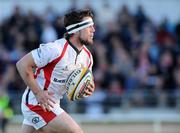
66;38;82;55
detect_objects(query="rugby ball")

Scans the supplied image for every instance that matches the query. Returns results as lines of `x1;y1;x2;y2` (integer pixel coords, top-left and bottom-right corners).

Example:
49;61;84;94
65;67;93;101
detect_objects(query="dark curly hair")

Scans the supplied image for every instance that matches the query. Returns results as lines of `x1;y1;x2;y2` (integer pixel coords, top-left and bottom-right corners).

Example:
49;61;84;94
64;9;93;39
64;9;93;28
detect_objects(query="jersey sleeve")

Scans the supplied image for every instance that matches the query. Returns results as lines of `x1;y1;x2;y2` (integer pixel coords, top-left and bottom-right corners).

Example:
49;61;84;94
31;42;61;68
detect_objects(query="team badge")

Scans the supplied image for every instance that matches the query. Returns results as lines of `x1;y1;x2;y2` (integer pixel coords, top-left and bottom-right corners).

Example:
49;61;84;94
32;117;40;124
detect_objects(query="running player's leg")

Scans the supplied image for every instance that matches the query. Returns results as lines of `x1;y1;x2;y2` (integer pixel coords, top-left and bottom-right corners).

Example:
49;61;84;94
21;124;46;133
40;111;83;133
21;124;36;133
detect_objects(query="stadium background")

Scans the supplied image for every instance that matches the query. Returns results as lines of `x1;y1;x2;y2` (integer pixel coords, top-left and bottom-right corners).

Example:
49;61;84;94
0;0;180;133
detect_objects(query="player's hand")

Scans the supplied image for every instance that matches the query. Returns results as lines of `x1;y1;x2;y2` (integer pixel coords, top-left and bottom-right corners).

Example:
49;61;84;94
35;90;55;112
84;81;95;97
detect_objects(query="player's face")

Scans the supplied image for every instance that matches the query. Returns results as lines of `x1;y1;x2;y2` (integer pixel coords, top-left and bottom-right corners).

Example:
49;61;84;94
78;17;95;45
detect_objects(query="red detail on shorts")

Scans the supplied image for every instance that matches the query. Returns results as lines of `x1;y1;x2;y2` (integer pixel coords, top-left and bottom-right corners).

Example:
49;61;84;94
83;47;92;68
42;41;68;90
26;104;56;123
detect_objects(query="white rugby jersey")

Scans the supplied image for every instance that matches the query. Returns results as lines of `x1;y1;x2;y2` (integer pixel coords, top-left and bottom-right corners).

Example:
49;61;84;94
22;38;93;105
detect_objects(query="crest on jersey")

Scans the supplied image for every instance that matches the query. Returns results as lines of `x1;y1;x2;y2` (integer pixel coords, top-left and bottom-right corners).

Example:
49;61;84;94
32;117;40;124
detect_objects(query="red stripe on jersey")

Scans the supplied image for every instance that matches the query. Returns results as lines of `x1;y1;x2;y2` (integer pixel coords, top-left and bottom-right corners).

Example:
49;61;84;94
43;41;68;90
83;47;92;68
26;104;56;123
34;68;41;78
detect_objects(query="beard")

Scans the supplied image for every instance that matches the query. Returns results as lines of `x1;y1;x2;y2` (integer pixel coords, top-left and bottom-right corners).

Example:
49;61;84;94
79;36;93;46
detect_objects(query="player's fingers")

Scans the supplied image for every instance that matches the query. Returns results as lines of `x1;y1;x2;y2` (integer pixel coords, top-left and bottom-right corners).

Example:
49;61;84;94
90;83;95;89
86;84;94;93
41;104;47;112
84;89;92;96
47;99;55;108
47;95;56;104
49;98;56;105
42;101;52;112
48;91;54;96
39;99;50;112
46;104;52;112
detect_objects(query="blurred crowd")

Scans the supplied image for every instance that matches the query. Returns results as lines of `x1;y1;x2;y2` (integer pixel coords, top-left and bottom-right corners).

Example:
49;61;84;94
0;3;180;117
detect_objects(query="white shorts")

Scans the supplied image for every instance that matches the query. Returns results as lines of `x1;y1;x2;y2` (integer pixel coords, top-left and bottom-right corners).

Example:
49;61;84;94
21;101;64;130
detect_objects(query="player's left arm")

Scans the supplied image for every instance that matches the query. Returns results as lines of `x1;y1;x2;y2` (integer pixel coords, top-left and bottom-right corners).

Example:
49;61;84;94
84;53;95;96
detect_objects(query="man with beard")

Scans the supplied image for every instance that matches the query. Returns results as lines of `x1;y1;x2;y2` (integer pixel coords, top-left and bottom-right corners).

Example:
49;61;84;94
16;9;95;133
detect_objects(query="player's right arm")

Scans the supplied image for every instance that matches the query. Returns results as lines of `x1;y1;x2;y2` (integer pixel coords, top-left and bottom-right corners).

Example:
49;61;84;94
16;53;40;95
16;52;55;112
